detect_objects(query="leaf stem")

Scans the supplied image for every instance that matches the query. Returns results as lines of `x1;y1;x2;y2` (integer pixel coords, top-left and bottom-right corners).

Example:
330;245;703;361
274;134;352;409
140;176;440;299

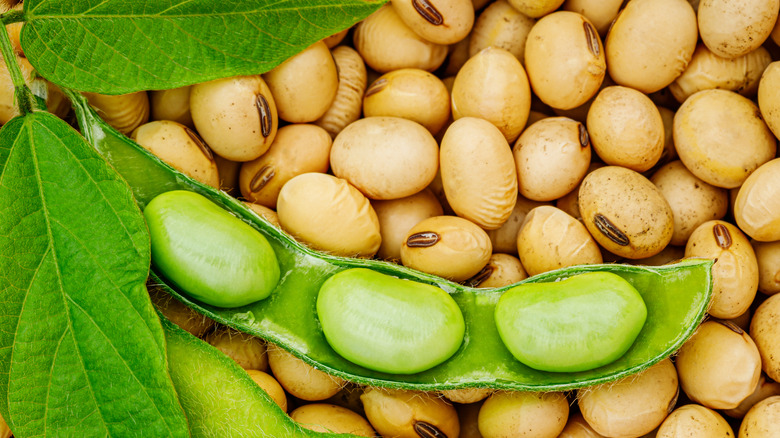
0;11;34;115
0;9;23;25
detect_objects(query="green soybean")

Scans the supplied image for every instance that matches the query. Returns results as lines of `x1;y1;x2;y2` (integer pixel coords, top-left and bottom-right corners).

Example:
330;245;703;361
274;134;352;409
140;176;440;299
144;190;280;308
72;91;714;392
317;268;465;374
495;272;647;372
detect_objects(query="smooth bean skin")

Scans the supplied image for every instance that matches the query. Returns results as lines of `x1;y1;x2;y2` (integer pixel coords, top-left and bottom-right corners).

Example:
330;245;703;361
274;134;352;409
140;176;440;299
557;412;607;438
676;320;762;410
753;240;780;295
131;120;220;189
290;404;375;437
486;196;549;254
372;189;443;261
315;46;368;139
495;271;646;372
263;41;338;123
685;220;759;319
440;117;518;230
516;206;602;276
698;0;779;59
361;388;460;438
317;268;465;374
390;0;474;45
245;370;287;412
144;190;280;308
578;166;674;259
577;359;679;438
738;396;780;438
190;75;278;162
656;404;734;438
478;391;569;438
673;89;776;189
266;344;346;401
239;124;332;209
472;253;527;288
400;215;492;282
330;117;439;200
507;0;564;18
605;0;697;93
524;11;605;111
724;375;780;418
203;328;268;371
734;158;780;242
149;85;193;128
750;294;780;382
276;173;382;258
563;0;622;35
468;0;535;61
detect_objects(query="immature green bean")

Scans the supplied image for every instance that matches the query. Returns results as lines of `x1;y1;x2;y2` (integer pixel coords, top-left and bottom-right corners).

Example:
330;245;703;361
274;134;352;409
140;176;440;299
495;271;647;372
144;190;280;308
317;268;465;374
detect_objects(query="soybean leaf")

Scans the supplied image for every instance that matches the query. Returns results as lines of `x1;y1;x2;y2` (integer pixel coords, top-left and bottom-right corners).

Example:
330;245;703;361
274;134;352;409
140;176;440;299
0;112;189;437
21;0;385;94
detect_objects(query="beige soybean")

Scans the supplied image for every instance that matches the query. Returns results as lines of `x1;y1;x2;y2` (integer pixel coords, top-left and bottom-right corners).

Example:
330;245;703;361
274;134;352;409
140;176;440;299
322;29;348;48
471;253;527;288
267;344;346;401
673;89;776;189
676;320;762;410
440;387;492;404
605;0;698;93
514;117;591;201
486;196;549;254
354;4;448;73
239;124;332;209
506;0;564;18
516;206;602;277
330;117;439;200
563;0;622;36
245;369;288;412
190;75;278;162
577;359;679;438
363;68;450;135
758;61;780;140
131;120;220;189
276;173;381;258
578;166;674;259
243;202;281;228
290;404;375;437
669;44;772;104
753;240;780;295
468;0;535;61
390;0;474;45
149;287;215;338
555;162;603;220
451;47;531;143
734;158;780;242
400;215;492;282
558;412;607;438
315;46;368;139
372;189;443;261
84;91;150;135
440;117;518;229
586;86;664;172
698;0;779;59
263;41;337;123
739;396;780;438
651;160;729;246
361;388;460;438
524;11;605;110
684;220;759;319
751;294;780;382
724;375;780;418
203;328;268;372
656;404;734;438
478;391;569;438
149;86;193;128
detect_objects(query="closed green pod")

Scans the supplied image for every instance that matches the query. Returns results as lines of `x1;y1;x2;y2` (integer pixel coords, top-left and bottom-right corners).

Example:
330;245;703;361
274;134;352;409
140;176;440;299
317;268;465;374
495;271;647;372
144;190;280;308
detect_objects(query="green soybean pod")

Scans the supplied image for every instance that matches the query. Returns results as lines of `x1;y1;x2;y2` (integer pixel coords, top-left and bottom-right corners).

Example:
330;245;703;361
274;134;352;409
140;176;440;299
495;271;647;372
144;190;280;308
317;268;465;374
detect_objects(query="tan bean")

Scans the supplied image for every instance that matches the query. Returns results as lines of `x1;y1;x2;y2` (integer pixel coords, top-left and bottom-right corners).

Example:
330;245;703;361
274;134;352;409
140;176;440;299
315;46;367;139
361;388;460;438
372;189;443;261
203;328;268;372
738;396;780;438
245;370;287;412
753;240;780;295
390;0;474;45
470;253;527;288
656;404;735;437
734;158;780;242
149;86;193;128
290;404;375;436
84;91;150;135
562;0;622;36
478;391;569;438
267;344;346;401
468;0;535;61
750;294;780;382
698;0;779;59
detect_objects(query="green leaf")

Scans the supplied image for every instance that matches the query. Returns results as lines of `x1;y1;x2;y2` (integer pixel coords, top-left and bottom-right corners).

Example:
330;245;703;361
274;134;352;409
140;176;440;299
0;112;190;437
21;0;386;94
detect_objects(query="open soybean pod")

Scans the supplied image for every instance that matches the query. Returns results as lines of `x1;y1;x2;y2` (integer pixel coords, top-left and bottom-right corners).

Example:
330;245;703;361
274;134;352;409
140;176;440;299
69;91;714;392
